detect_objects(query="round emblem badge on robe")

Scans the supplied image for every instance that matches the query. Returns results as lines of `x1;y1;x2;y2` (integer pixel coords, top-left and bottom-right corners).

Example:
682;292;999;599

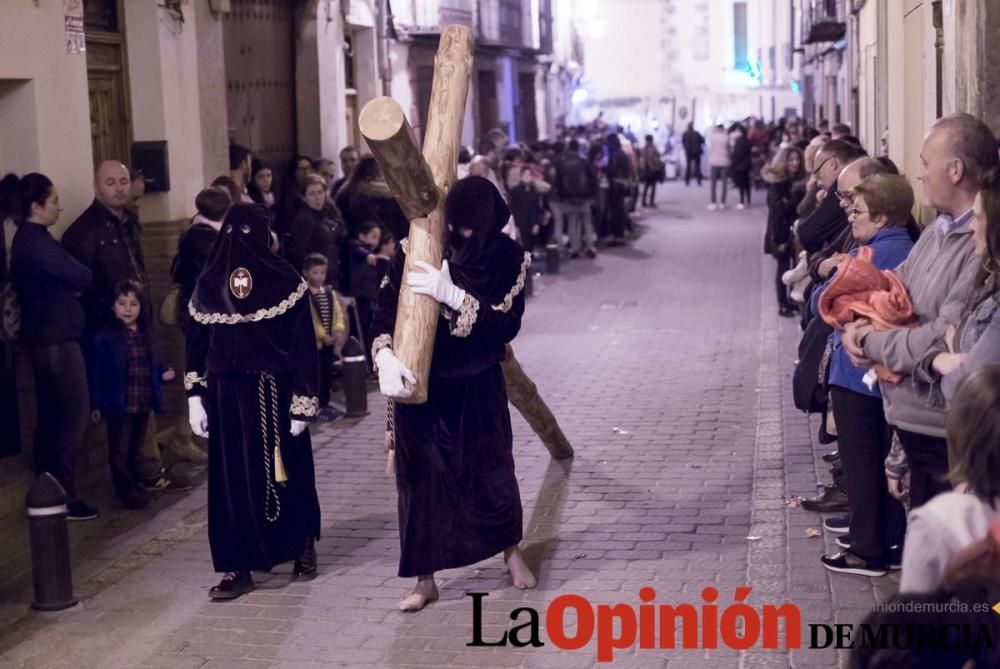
229;267;253;299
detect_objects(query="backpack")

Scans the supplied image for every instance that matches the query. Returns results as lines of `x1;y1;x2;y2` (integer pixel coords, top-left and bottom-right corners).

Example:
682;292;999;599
557;155;595;200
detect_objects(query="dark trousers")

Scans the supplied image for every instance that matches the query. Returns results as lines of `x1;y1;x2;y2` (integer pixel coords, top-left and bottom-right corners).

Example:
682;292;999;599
26;343;90;500
895;428;951;510
685;156;703;185
641;178;657;206
607;187;629;240
831;387;906;562
106;410;150;500
773;253;794;310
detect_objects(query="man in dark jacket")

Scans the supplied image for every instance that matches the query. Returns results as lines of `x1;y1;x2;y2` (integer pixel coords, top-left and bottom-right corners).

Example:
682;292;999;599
797;139;867;253
62;161;148;334
681;123;705;186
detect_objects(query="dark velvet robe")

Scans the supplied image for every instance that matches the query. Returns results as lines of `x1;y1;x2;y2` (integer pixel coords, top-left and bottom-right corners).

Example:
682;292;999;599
185;204;322;574
371;235;531;577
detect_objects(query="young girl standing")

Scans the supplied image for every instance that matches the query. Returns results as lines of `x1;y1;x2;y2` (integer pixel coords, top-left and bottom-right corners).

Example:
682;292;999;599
88;280;174;509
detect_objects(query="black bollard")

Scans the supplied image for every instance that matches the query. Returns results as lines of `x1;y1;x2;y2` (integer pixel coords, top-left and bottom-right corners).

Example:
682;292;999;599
545;243;560;275
341;336;369;417
25;473;76;611
524;265;534;298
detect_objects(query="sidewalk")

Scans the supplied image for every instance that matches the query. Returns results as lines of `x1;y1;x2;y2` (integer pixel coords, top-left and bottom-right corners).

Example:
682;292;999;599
0;182;890;669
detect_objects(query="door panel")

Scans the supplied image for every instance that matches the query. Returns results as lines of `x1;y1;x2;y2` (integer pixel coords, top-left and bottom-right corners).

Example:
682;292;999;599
223;0;297;168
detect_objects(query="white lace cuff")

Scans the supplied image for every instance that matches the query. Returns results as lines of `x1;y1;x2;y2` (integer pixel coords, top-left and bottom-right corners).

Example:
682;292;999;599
491;252;531;313
449;293;480;337
184;372;207;391
371;334;393;367
290;394;319;419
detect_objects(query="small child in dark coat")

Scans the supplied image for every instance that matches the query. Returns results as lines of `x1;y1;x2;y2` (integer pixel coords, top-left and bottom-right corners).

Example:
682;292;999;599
345;221;382;350
87;280;174;509
508;167;547;252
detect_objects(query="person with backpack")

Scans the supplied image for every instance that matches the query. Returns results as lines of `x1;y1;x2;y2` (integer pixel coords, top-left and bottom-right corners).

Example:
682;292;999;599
9;173;97;520
556;139;599;257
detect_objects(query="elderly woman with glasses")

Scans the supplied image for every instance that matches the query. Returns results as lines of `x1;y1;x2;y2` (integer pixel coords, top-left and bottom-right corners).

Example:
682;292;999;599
809;173;918;577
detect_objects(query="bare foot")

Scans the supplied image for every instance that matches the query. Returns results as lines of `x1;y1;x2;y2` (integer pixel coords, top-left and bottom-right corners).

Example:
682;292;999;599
398;576;438;612
504;547;537;590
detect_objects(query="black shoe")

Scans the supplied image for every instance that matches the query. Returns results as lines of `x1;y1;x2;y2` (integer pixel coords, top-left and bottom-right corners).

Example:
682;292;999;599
801;485;849;513
820;551;887;577
584;248;597;259
821;450;840;463
569;252;580;259
778;305;797;318
835;533;851;549
209;571;254;600
67;500;99;521
293;538;318;581
824;515;851;534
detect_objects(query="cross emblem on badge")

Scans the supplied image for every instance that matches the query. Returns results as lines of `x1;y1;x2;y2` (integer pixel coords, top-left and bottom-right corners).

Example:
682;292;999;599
229;267;253;299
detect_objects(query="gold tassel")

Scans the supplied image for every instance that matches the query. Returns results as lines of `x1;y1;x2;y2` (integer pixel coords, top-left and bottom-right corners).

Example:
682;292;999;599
274;445;288;483
384;430;395;476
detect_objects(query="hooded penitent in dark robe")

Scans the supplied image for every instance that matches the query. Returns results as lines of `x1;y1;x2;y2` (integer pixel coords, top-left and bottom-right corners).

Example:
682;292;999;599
371;176;532;578
185;203;321;573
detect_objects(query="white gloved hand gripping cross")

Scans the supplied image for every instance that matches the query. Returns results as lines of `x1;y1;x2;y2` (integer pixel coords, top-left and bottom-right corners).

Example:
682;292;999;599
406;260;467;311
375;348;416;400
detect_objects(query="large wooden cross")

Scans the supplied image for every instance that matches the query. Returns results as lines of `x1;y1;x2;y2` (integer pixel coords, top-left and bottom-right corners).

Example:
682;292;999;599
359;25;473;404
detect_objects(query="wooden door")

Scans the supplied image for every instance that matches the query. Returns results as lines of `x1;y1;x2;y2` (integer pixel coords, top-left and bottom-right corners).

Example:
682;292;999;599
477;69;499;139
85;1;131;168
223;0;297;168
517;72;538;142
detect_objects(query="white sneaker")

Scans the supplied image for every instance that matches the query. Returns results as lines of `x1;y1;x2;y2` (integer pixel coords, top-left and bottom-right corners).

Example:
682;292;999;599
736;203;745;210
718;204;728;210
707;203;718;211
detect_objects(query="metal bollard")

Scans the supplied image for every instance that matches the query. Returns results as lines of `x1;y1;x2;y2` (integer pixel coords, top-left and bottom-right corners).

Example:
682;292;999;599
545;243;560;275
25;473;77;611
341;336;369;417
524;266;534;298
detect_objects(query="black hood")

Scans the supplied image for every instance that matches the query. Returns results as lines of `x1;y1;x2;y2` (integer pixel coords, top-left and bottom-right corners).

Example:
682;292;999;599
189;203;306;324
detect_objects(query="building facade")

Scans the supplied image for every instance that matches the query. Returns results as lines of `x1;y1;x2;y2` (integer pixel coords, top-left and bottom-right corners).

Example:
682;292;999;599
800;0;1000;223
576;0;802;138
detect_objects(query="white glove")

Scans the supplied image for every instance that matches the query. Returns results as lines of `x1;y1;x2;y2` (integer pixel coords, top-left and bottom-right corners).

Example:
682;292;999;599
290;420;308;437
375;347;416;399
407;260;466;310
188;396;208;438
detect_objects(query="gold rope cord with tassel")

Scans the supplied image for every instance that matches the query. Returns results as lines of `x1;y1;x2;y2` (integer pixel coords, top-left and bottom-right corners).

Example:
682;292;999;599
385;398;396;476
258;372;284;522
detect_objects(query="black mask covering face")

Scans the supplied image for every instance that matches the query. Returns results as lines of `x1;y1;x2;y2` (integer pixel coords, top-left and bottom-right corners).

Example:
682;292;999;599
444;176;510;269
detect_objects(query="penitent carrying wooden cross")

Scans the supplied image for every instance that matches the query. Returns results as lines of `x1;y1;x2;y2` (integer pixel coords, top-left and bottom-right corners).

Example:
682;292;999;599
361;25;574;462
359;24;473;405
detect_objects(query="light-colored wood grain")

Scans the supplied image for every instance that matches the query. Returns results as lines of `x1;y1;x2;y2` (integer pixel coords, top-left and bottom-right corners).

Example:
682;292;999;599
359;98;440;221
361;25;473;405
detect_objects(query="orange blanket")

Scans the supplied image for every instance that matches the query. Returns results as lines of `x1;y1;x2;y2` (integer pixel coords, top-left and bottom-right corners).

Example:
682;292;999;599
817;246;916;383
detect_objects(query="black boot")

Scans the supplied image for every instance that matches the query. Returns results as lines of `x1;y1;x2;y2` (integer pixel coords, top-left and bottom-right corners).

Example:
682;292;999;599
209;571;254;600
293;537;317;580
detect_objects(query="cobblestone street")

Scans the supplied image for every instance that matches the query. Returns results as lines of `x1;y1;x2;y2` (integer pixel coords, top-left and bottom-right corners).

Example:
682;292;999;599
0;182;895;669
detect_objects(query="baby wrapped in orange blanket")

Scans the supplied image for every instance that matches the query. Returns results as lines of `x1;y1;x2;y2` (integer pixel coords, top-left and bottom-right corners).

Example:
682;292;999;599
817;246;915;383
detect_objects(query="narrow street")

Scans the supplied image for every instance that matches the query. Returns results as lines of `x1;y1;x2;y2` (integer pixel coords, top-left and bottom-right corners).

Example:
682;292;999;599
0;182;895;669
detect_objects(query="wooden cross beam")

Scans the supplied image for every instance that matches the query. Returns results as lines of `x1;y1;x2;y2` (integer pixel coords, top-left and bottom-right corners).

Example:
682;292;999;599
359;24;474;404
